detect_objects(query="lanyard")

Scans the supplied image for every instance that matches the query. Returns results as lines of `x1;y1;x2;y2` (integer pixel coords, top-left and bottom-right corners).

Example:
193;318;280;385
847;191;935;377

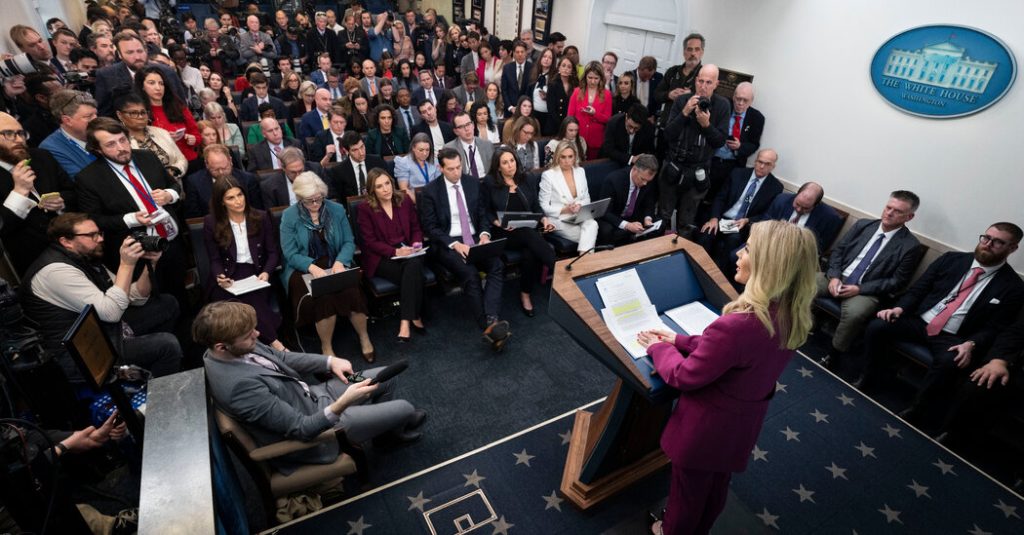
108;160;157;207
416;160;431;183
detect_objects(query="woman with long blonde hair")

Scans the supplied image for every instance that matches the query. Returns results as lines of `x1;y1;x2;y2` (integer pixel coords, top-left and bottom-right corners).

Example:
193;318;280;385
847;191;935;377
638;220;818;535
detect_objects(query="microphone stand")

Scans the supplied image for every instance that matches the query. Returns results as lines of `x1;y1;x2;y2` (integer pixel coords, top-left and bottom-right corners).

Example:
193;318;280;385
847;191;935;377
564;245;615;271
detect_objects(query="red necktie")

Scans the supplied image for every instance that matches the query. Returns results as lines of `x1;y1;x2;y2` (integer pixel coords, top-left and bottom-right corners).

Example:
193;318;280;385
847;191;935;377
123;165;167;238
731;114;742;139
926;267;985;336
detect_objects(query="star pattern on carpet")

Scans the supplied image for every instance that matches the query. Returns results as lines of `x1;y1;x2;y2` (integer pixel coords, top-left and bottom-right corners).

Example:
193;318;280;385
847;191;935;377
825;462;848;480
797;366;814;378
881;423;902;438
792;484;816;503
347;515;372;535
993;499;1020;519
756;507;780;529
491;515;514;535
558;429;572;446
933;458;957;476
780;426;800;441
513;448;535;467
878;503;902;524
775;381;788;393
967;524;992;535
542;490;564;512
854;441;877;458
810;408;830;423
406;491;431;512
751;444;768;462
906;480;931;498
836;392;855;406
463;469;486;487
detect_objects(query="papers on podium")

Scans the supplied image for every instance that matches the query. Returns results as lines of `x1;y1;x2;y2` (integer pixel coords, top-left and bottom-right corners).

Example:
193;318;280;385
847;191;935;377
223;275;271;296
665;302;720;335
596;269;675;359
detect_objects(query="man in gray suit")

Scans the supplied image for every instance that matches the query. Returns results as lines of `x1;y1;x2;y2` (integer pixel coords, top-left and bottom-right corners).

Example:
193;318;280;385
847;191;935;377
452;72;486;109
359;59;384;100
818;190;924;367
238;15;278;66
197;302;426;473
444;111;494;179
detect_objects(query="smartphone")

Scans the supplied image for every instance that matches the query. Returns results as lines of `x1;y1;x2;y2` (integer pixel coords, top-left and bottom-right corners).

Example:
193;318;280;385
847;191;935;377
113;413;124;425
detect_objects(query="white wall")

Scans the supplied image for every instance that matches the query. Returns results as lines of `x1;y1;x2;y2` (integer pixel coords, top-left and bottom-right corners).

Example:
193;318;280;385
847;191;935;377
687;0;1024;251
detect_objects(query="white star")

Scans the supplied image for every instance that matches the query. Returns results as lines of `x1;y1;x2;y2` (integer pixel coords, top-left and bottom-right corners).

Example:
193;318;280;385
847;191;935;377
775;381;788;393
854;441;876;458
933;458;957;476
542;490;563;511
558;429;572;446
906;480;931;498
792;484;816;503
513;448;535;467
878;504;902;524
463;469;486;487
810;409;830;423
797;366;814;378
780;426;800;441
756;507;780;529
825;462;848;480
751;445;768;462
881;423;902;438
491;515;514;535
836;393;855;406
407;491;431;512
347;516;372;535
967;524;992;535
993;499;1020;519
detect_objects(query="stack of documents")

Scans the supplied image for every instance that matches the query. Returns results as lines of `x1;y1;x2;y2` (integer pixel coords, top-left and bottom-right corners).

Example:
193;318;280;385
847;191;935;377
596;269;675;359
665;302;719;335
224;275;271;296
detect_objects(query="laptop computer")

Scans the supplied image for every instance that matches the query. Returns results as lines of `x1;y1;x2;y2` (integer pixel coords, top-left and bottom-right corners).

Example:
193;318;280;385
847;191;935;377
302;268;362;298
566;198;611;224
465;238;507;264
497;211;543;229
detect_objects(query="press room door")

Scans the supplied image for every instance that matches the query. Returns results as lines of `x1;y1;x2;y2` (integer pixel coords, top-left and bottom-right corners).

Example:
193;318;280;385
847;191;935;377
603;25;675;75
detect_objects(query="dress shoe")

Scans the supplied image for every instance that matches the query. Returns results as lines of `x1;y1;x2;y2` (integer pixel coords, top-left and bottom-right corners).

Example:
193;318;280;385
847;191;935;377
374;429;422;449
407;409;428;430
482;320;512;352
396;335;410;344
819;354;835;369
362;351;376;363
520;303;536;317
411;324;427;335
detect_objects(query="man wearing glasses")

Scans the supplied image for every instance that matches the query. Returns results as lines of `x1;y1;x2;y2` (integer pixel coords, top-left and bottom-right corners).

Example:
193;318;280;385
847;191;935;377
20;212;182;383
444;111;494;179
860;223;1024;430
39;89;99;178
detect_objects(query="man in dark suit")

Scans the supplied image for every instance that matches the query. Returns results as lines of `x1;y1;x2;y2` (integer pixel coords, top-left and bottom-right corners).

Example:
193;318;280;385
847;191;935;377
411;70;443;107
395;88;421;134
94;32;187;117
308;109;349;165
410;101;455;156
601;104;656;167
597;155;659;246
306;12;339;67
239;73;291;122
328;132;388;198
296;88;334;140
861;223;1024;428
336;13;368;67
632;56;664;119
0;113;76;275
248;118;302;172
818;191;924;365
500;41;532;116
759;182;843;253
260;147;326;208
697;149;783;280
708;82;764;204
184;145;264;218
418;148;510;350
75;118;188;311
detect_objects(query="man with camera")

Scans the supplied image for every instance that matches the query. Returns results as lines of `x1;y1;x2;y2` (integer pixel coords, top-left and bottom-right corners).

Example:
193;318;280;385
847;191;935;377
658;64;730;236
20;212;182;383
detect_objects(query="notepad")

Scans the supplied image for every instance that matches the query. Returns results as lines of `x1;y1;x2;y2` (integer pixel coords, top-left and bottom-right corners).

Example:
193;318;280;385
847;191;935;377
223;275;271;296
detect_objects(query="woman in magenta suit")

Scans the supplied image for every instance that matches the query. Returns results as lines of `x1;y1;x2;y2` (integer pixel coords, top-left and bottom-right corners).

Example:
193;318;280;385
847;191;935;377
567;61;612;160
356;168;427;343
638;221;819;535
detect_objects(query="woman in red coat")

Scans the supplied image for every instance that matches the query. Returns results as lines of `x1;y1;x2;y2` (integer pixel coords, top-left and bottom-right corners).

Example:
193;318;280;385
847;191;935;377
355;168;427;342
638;221;819;535
567;61;612;160
136;66;201;164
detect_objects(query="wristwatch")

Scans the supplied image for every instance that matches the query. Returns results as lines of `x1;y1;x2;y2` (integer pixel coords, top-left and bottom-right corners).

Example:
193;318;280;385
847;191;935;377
54;442;69;456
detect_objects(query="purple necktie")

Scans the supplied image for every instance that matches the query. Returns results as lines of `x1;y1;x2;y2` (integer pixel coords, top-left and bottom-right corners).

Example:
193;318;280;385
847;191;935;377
468;145;479;178
453;183;475;245
622;185;639;218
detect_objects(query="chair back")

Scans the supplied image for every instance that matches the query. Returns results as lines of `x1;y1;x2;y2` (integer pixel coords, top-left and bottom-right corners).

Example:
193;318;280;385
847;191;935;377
188;217;211;293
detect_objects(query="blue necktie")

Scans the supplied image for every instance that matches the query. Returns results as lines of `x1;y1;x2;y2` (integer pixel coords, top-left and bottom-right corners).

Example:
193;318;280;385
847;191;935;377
736;179;759;218
845;234;885;285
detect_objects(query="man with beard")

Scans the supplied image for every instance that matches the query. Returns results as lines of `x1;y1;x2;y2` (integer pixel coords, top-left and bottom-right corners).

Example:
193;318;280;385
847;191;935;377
20;212;182;383
0;112;76;275
654;33;705;128
859;223;1024;429
94;32;187;117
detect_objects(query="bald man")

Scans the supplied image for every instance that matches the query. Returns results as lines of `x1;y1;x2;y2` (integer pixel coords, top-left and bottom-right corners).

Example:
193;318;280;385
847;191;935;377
297;88;334;139
761;182;844;253
247;117;302;172
707;81;764;206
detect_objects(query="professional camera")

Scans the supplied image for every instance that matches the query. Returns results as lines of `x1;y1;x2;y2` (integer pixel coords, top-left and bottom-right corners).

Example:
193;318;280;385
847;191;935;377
130;231;169;253
64;70;90;85
697;96;711;112
291;57;303;75
0;53;38;80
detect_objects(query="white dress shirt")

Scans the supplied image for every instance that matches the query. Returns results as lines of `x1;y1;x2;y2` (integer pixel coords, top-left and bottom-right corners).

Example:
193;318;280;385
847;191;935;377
841;223;900;279
723;171;769;219
460;139;485;176
920;260;1002;334
230;219;253;263
445;179;475;240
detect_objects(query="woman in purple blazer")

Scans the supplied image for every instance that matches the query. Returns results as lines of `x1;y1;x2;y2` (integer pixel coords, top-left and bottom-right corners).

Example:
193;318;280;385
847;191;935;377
203;176;285;350
638;221;819;535
355;168;427;342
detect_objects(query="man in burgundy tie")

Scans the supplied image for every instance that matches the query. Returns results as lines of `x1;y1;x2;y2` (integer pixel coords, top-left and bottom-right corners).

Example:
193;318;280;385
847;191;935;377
860;223;1024;429
597;155;659;245
706;82;764;219
417;148;510;351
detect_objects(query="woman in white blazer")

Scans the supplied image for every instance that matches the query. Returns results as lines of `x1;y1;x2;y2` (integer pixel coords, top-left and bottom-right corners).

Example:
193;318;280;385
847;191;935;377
539;140;598;254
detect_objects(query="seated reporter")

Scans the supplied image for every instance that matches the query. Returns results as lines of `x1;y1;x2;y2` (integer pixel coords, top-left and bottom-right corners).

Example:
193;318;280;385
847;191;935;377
280;172;376;362
185;144;264;219
637;221;819;535
539;140;598;255
365;104;410;157
356;169;427;342
197;302;425;474
482;146;556;317
203;176;285;351
115;93;188;184
598;154;660;246
393;133;440;202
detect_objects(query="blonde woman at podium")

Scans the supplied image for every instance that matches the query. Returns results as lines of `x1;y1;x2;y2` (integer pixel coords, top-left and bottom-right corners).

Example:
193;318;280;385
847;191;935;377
637;221;819;535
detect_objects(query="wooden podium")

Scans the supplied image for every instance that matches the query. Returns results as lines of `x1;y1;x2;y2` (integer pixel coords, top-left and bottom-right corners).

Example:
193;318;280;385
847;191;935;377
549;235;738;509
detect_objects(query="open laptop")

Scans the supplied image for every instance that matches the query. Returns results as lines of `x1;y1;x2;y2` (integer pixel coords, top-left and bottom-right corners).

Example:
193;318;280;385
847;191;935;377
465;238;507;264
497;211;543;228
302;268;362;298
566;198;611;224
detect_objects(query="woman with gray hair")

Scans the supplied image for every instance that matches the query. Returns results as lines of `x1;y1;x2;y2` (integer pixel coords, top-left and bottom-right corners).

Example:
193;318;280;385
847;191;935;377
279;172;376;361
203;101;245;158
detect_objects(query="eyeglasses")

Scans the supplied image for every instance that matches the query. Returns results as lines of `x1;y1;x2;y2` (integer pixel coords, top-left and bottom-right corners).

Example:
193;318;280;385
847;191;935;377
979;234;1011;248
120;110;148;118
301;196;324;207
454;122;473;130
73;231;103;240
0;130;29;141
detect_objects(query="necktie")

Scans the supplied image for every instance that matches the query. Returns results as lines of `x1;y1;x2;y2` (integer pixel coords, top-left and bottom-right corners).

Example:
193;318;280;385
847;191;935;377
788;210;800;224
845;233;885;286
320;113;328;129
403;109;413;130
468;144;479;178
622;184;639;218
517;64;523;87
453;184;475;245
438;77;444;89
272;145;282;168
369;78;377;96
731;114;742;140
926;267;985;336
357;163;366;194
736;179;759;218
336;136;344;161
123;165;167;237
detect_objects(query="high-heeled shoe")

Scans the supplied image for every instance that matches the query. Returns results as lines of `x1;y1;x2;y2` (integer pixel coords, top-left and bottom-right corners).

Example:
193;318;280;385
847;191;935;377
520;303;536;317
411;323;427;335
396;335;410;344
362;351;376;363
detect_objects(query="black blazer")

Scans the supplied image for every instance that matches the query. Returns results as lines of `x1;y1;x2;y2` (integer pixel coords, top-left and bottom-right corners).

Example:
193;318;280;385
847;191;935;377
500;61;532;112
94;62;187;117
239;95;291;122
411;86;443;107
709;167;783;221
631;69;664;117
727;106;765;166
410;121;456;151
202;209;281;293
826;218;923;297
259;162;327;209
305;28;340;65
544;77;573;133
987;314;1024;368
895;252;1024;351
480;175;544;226
246;138;303;172
758;192;844;253
0;148;77;274
184;169;265;219
600;112;656;166
328;155;389;199
418;175;490;247
308;128;347;164
599;167;658;228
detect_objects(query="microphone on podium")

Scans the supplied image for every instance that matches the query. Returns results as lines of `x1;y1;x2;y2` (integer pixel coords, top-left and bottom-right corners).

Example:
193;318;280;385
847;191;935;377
564;245;615;271
672;224;697;245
